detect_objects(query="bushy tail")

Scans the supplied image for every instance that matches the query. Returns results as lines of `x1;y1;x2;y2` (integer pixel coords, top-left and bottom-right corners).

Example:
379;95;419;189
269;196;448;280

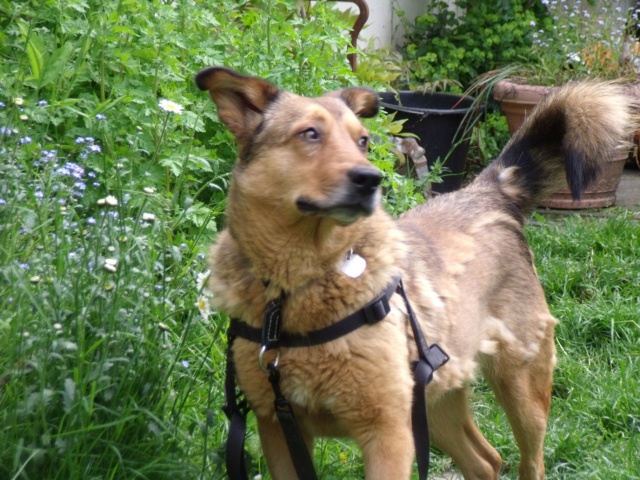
477;81;638;214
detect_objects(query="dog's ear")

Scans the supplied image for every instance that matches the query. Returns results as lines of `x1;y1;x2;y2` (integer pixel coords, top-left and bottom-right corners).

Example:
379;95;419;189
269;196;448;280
327;87;379;118
195;66;279;143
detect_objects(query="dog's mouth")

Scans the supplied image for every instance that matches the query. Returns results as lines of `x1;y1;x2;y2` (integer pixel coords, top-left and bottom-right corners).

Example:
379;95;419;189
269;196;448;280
296;199;375;225
296;193;379;226
296;167;382;225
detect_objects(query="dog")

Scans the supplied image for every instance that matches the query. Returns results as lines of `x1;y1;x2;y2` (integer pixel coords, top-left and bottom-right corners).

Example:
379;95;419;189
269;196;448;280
195;67;635;480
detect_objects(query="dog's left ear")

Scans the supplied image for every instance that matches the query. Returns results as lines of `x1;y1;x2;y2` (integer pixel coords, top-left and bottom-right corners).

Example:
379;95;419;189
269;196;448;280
195;66;279;147
327;87;379;118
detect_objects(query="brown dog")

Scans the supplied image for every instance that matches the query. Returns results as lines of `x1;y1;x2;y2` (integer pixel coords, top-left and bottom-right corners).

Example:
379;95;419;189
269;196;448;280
196;67;635;480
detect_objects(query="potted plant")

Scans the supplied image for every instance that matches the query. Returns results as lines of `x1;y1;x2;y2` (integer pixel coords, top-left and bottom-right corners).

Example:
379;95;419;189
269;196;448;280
384;0;541;193
491;0;640;208
378;87;479;194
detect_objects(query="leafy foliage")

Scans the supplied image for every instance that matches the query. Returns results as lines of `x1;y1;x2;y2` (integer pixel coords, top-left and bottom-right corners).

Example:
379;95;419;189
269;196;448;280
397;0;544;90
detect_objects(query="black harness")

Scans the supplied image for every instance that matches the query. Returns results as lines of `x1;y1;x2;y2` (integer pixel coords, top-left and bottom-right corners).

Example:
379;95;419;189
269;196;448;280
223;276;449;480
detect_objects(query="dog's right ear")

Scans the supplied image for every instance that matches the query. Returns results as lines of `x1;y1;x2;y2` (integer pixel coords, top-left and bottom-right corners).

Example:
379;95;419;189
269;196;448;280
195;67;279;146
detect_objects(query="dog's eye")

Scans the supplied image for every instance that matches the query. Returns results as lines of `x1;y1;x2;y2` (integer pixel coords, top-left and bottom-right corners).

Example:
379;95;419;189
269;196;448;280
358;136;369;149
299;128;320;141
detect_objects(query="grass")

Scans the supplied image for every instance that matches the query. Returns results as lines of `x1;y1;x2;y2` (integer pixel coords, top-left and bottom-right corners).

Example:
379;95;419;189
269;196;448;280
464;213;640;480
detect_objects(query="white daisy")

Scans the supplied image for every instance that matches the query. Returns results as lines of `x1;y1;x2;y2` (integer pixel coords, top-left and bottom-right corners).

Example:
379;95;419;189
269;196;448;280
195;296;211;320
196;269;211;292
158;99;184;114
104;258;118;273
104;195;118;206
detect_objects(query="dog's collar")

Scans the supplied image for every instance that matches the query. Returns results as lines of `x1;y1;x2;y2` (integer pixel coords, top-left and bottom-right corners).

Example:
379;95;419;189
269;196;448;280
228;275;401;348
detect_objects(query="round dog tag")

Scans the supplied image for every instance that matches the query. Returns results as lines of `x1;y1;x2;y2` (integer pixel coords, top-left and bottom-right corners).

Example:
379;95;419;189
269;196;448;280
339;251;366;278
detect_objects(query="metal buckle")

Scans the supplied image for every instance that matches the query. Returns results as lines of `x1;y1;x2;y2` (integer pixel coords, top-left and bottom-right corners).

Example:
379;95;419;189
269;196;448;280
258;345;281;373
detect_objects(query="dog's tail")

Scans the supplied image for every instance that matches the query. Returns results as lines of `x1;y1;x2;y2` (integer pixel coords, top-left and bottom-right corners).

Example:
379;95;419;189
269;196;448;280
475;82;638;214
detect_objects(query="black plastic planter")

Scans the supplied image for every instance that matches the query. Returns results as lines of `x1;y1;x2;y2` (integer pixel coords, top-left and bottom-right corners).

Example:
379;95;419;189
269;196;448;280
379;91;475;193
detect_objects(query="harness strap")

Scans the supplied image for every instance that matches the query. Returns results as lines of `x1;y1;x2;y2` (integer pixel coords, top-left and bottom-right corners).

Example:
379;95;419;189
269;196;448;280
229;276;400;347
268;365;319;480
396;279;450;480
223;335;250;480
223;276;449;480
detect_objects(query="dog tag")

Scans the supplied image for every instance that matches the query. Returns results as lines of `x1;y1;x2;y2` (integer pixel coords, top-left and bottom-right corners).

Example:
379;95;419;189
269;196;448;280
339;251;366;278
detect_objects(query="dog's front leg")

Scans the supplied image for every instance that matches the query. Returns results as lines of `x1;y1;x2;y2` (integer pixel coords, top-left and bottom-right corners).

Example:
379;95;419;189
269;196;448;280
256;415;314;480
358;422;415;480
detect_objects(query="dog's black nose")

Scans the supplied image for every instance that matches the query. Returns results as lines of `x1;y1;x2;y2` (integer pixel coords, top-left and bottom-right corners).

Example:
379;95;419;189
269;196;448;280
347;167;382;192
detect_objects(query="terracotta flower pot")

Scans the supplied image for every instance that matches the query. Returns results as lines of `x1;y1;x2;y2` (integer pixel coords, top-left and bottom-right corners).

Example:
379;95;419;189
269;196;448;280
493;79;629;209
492;80;554;134
537;151;628;209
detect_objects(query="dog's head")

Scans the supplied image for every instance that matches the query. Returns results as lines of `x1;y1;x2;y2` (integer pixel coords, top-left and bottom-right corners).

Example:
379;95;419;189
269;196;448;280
195;67;381;226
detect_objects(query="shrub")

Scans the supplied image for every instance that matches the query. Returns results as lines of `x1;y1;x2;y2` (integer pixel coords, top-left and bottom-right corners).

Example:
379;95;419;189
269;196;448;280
397;0;546;90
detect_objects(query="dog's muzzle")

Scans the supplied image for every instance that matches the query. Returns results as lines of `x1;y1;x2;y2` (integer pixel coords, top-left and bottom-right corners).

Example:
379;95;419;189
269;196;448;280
296;166;382;225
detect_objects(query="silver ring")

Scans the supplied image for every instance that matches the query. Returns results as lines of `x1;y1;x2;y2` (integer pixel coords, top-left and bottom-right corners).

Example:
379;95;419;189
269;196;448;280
258;346;280;372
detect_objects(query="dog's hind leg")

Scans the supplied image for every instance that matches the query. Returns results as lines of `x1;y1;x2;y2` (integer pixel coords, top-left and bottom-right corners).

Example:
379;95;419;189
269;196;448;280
256;416;314;480
481;321;556;480
429;387;503;479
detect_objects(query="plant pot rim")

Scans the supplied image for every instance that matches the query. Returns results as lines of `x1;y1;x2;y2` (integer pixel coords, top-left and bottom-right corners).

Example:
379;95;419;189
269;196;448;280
492;79;556;102
379;91;474;116
494;77;640;101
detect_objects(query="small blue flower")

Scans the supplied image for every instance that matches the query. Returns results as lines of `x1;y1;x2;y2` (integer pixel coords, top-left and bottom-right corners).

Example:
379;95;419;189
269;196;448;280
55;162;85;180
41;150;57;162
37;100;48;107
84;136;95;143
87;217;96;225
0;102;5;108
87;144;101;153
19;136;32;145
95;113;107;120
0;126;12;136
75;137;86;144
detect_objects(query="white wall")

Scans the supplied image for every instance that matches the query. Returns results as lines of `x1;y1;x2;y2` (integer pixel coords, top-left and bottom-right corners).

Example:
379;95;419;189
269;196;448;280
356;0;459;49
352;0;422;49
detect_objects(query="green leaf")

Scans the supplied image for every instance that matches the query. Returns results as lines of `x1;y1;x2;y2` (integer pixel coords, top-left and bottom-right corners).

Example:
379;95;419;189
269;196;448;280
41;42;75;87
160;156;183;176
18;22;45;82
132;48;159;61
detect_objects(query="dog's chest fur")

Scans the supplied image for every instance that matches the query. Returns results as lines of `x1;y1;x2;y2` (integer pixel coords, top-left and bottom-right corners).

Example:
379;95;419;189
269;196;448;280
207;212;424;421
